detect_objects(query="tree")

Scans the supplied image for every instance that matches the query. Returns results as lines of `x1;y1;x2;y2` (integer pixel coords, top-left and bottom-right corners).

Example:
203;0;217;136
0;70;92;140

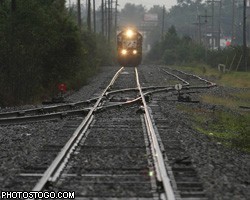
119;3;146;27
0;0;105;105
145;25;206;65
167;0;206;38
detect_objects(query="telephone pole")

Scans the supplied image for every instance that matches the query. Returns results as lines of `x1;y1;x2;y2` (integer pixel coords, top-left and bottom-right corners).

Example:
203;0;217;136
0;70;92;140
101;0;104;36
105;0;108;37
93;0;96;33
110;0;113;37
207;0;222;49
193;12;211;45
108;0;111;42
218;0;222;50
211;0;214;49
232;0;235;45
243;0;247;71
87;0;91;31
77;0;81;28
193;16;203;44
114;0;118;35
161;5;165;41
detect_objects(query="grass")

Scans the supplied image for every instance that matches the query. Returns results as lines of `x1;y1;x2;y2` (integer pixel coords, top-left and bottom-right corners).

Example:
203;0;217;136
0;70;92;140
201;92;250;109
171;63;250;151
173;64;250;88
177;104;250;152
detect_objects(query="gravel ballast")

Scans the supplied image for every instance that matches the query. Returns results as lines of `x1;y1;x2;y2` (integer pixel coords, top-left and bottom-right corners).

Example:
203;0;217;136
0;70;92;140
0;65;249;199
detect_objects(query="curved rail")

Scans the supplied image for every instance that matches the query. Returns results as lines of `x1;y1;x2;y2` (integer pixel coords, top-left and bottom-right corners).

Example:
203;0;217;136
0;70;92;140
0;86;166;120
0;99;96;119
165;66;216;86
29;67;124;196
160;68;190;86
135;67;176;200
172;68;216;86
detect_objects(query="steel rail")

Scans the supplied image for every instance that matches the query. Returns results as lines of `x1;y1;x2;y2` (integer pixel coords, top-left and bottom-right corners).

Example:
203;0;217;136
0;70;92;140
105;86;172;96
0;86;171;120
30;67;124;195
0;100;96;119
0;108;90;125
0;85;217;125
135;67;176;200
169;67;216;86
160;68;190;86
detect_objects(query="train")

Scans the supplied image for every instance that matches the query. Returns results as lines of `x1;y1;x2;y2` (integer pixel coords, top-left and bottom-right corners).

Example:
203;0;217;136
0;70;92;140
117;28;143;67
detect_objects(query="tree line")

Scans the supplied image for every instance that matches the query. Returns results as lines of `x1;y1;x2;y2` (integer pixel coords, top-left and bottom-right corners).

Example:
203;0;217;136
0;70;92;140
145;26;206;65
146;25;250;71
0;0;114;106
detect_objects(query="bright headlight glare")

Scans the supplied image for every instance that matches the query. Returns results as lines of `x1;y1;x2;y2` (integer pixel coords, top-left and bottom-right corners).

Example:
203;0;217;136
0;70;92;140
121;49;127;55
126;29;134;38
133;50;137;54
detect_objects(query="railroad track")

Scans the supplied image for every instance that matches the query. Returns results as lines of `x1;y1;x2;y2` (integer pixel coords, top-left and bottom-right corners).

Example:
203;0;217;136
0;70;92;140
162;66;216;87
14;67;175;199
0;67;215;125
9;66;217;199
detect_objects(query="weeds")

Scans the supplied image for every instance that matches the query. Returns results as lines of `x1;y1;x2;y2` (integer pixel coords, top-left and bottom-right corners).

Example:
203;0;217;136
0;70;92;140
177;104;250;152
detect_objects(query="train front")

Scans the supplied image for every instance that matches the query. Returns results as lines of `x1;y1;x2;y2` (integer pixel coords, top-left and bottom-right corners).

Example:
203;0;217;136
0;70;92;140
117;28;142;67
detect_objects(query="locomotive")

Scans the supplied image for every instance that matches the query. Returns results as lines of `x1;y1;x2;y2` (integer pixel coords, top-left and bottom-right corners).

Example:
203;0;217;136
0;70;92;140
117;28;143;67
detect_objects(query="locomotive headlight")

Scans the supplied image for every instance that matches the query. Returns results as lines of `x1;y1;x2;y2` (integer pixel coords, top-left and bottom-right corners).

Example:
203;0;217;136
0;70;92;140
126;29;134;38
132;50;137;54
121;49;127;55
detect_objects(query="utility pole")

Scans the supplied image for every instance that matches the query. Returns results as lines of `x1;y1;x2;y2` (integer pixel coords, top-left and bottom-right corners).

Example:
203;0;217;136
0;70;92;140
161;5;165;41
194;12;211;45
108;0;111;42
77;0;81;28
232;0;235;45
218;0;222;50
87;0;91;31
198;16;202;44
105;0;108;37
115;0;118;35
93;0;96;33
211;0;214;49
207;0;222;49
102;0;104;36
205;9;209;62
243;0;247;71
111;0;113;37
193;15;202;44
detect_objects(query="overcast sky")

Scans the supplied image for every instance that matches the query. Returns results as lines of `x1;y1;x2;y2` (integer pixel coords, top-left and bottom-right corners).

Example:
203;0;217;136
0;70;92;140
114;0;177;10
68;0;178;10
